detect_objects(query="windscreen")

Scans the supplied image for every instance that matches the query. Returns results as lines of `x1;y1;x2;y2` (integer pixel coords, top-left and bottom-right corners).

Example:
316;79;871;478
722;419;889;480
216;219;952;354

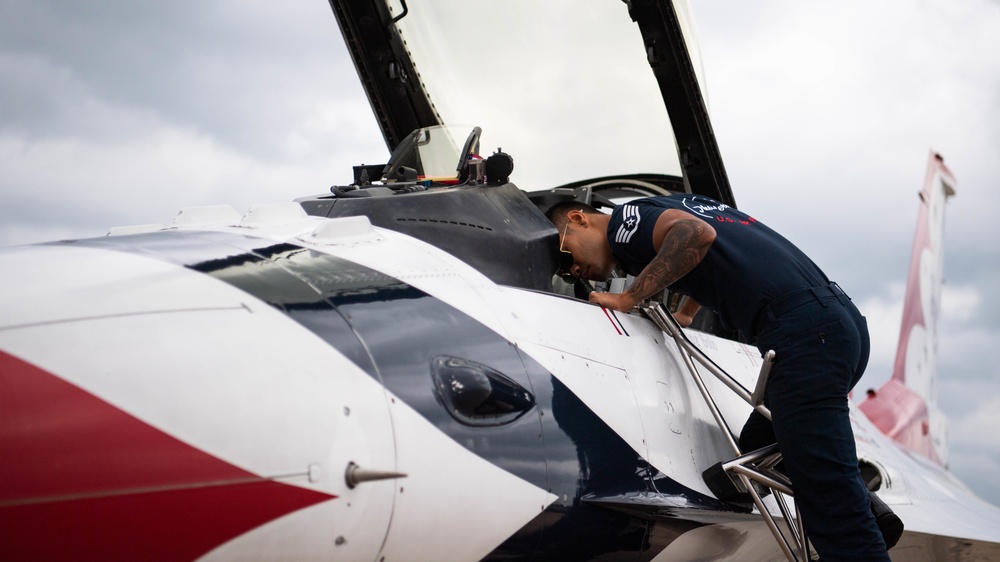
383;125;472;182
387;0;708;191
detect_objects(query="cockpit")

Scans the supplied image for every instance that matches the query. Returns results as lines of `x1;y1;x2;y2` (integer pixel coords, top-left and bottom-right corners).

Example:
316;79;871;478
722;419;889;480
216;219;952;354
296;125;734;340
297;126;553;292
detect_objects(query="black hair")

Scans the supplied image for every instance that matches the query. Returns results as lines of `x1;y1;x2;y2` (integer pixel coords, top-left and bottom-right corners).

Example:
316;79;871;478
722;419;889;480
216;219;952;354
545;201;601;230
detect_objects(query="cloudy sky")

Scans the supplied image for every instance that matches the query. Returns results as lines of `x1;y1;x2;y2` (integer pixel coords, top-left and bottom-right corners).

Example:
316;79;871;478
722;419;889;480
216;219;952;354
2;0;998;507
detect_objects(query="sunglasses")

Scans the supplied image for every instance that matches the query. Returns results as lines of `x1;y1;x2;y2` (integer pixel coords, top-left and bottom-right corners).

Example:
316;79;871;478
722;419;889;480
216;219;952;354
556;222;574;277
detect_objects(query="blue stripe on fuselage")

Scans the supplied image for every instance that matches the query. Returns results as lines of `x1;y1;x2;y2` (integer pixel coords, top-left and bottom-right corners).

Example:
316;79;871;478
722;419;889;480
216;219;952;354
67;231;732;560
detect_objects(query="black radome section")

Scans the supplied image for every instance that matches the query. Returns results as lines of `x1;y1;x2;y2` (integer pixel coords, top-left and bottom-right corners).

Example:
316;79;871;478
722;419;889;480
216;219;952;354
299;182;561;293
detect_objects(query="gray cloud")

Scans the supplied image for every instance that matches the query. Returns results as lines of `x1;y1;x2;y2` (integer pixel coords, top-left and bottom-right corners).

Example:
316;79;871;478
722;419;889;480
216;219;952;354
0;0;378;160
0;0;386;245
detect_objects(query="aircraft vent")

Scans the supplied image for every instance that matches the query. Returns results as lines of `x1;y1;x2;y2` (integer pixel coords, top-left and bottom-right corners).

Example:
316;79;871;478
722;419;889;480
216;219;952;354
395;217;493;231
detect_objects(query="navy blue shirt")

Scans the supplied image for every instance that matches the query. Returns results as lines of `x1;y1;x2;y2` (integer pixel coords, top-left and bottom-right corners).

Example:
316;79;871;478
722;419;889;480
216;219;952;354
607;195;830;337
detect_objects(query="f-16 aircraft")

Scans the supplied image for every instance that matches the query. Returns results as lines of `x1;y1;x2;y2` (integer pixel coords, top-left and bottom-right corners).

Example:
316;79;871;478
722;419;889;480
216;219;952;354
2;1;998;561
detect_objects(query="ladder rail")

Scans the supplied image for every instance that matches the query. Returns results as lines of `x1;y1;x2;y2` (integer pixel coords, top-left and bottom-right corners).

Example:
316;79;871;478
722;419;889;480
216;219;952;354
674;338;742;456
638;301;811;562
639;302;774;420
739;472;802;562
796;501;812;561
729;464;794;496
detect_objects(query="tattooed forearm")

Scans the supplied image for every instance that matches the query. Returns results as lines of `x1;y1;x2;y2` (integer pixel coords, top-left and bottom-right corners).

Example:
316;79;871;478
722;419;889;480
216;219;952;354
625;218;714;302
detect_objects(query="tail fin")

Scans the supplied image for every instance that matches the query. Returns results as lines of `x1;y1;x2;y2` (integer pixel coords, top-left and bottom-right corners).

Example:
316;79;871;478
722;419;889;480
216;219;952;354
859;152;956;466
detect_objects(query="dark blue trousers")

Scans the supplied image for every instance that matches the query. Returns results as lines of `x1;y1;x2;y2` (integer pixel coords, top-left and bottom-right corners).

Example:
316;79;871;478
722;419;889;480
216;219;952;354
740;293;890;561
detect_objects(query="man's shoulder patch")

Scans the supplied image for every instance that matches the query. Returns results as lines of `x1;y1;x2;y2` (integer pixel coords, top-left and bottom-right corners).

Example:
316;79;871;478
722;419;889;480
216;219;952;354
614;204;641;244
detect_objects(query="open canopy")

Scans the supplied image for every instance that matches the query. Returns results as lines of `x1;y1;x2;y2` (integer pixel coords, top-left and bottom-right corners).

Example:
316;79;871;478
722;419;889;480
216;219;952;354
330;0;734;205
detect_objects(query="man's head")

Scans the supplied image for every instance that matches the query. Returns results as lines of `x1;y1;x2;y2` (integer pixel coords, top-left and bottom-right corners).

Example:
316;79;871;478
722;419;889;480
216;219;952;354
546;202;617;281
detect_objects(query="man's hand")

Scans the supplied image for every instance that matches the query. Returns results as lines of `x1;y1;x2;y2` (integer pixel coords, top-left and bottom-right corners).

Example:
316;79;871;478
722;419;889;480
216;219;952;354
672;296;701;328
672;311;695;328
589;291;637;312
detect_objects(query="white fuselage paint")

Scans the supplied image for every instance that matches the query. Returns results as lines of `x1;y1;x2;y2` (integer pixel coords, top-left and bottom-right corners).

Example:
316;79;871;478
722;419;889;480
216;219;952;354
1;212;998;560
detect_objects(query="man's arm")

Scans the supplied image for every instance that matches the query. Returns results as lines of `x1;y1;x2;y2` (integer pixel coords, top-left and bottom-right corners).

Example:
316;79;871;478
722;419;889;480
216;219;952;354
590;209;716;312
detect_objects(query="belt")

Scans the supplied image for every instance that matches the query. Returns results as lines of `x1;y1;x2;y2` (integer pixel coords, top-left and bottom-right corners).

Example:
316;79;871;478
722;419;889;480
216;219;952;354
753;282;848;338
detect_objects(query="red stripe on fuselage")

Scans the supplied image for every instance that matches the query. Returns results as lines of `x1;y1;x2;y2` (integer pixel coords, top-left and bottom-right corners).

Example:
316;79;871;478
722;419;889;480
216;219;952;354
0;349;335;560
602;307;623;335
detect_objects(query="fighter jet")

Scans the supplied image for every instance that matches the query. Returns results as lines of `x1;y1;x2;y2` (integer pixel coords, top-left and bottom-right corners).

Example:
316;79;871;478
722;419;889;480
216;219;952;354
2;1;998;560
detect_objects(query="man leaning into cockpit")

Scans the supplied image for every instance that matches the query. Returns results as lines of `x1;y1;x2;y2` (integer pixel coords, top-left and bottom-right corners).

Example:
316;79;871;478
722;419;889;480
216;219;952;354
546;194;901;562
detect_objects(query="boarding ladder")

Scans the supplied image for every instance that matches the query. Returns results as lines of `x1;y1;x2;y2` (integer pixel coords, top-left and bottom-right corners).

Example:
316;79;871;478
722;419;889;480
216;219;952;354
639;302;814;562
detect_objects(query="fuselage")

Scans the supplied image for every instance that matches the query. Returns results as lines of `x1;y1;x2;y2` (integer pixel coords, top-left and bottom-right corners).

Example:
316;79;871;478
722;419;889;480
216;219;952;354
2;204;998;561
